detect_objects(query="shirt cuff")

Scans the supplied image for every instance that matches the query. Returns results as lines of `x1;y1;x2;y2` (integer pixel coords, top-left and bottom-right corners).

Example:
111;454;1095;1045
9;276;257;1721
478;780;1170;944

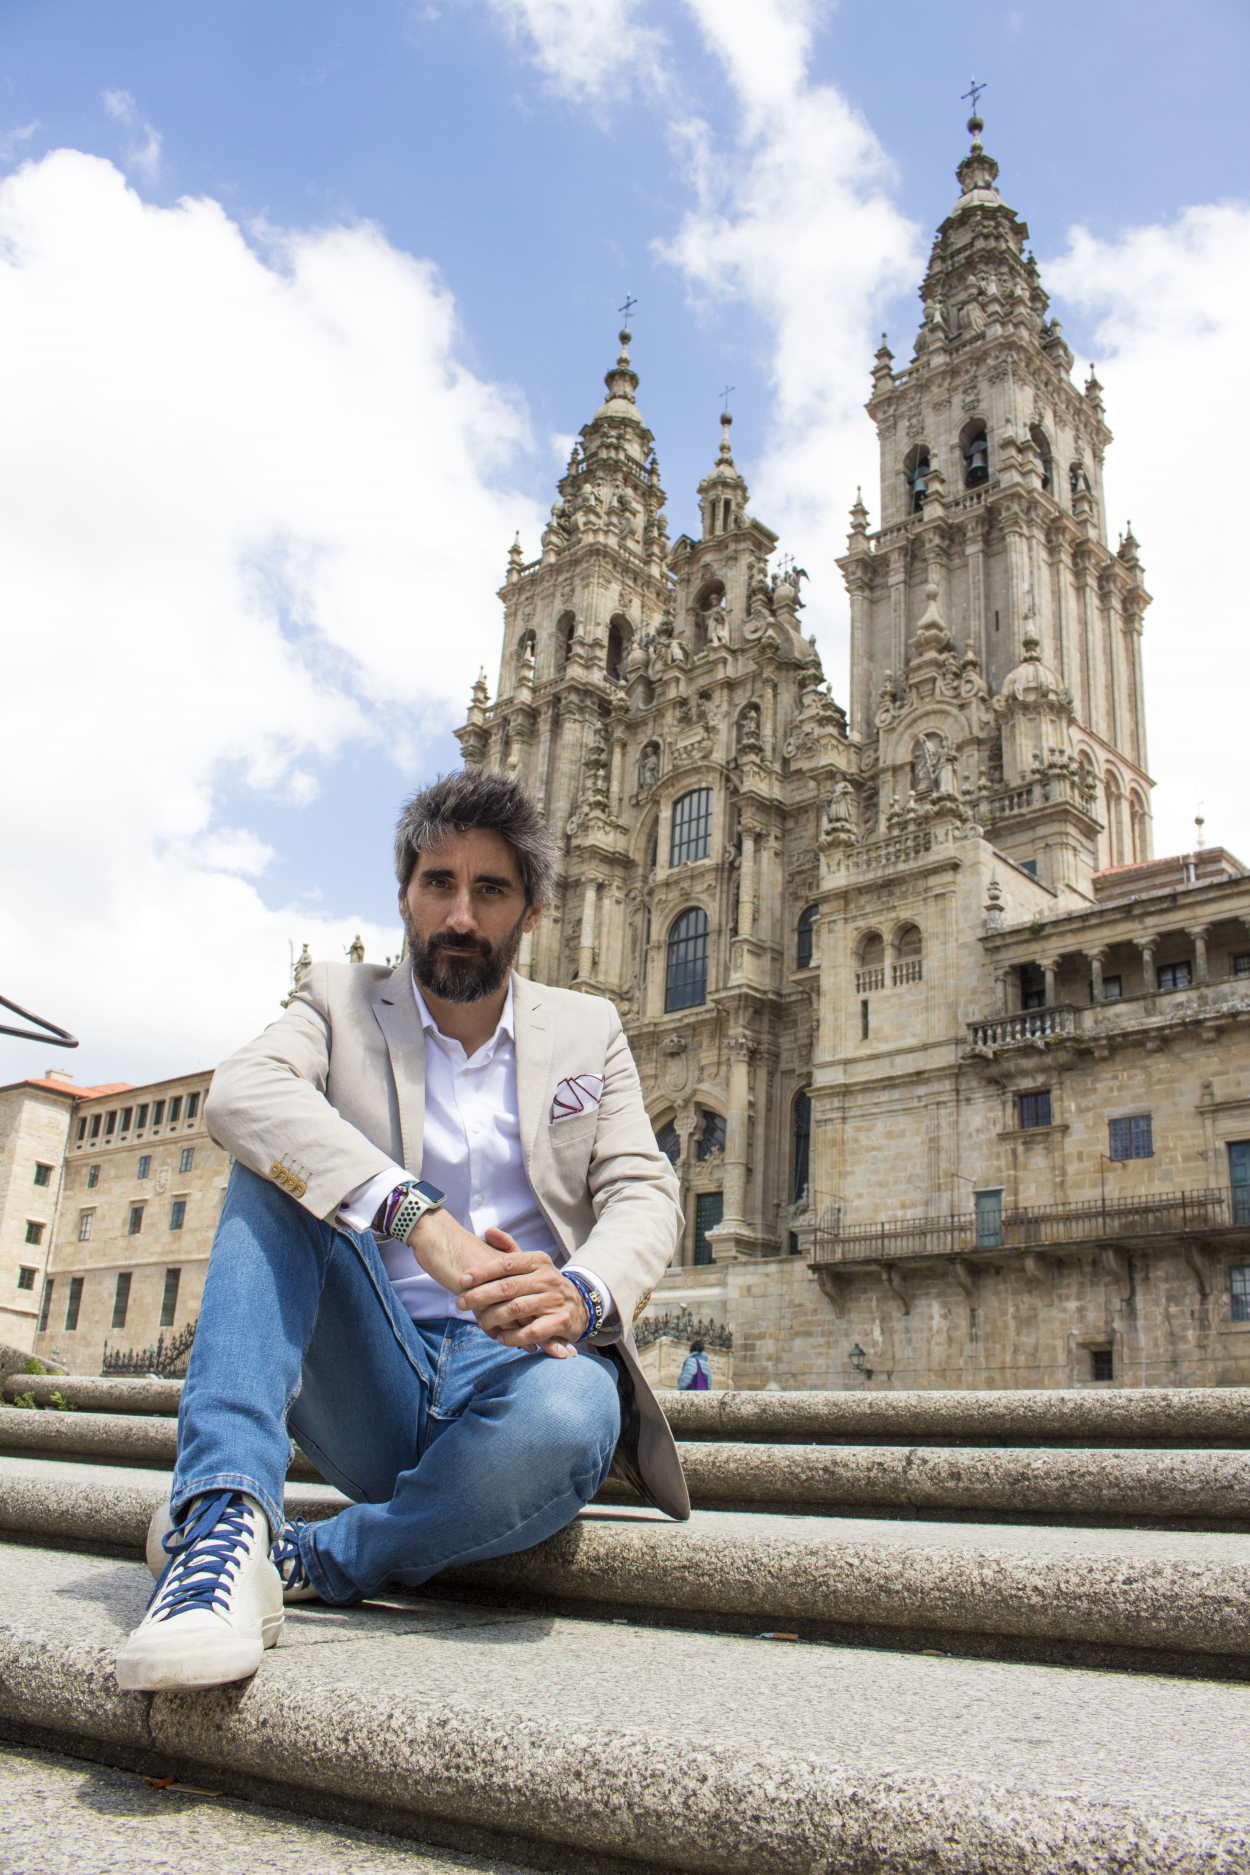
564;1264;618;1335
338;1163;410;1233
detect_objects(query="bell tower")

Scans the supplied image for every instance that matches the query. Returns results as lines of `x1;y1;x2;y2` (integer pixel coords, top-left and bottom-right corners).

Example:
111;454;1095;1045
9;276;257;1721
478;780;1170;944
840;110;1153;880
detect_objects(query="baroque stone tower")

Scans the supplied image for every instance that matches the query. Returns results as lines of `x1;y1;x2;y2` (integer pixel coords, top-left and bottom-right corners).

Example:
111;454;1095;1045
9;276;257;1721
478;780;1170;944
842;109;1153;885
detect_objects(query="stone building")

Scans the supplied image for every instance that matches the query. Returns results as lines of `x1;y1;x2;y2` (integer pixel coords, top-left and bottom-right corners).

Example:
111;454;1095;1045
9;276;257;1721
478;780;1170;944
28;1070;226;1377
456;112;1250;1391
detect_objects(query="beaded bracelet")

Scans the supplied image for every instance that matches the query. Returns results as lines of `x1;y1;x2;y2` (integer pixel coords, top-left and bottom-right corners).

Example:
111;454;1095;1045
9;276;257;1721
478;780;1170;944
563;1270;604;1341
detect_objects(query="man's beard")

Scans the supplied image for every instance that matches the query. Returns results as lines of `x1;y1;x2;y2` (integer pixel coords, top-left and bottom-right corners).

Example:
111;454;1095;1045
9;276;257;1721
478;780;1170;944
405;909;528;1005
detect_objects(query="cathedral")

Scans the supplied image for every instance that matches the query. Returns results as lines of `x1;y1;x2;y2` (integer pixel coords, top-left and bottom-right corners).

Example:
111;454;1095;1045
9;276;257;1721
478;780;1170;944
455;112;1250;1393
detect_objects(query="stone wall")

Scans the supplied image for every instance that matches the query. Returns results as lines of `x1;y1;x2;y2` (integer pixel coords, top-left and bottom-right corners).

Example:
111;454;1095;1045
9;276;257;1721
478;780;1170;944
0;1084;73;1353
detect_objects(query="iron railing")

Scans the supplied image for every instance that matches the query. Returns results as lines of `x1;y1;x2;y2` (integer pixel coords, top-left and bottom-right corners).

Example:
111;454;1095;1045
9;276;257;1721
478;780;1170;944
812;1187;1246;1266
634;1308;733;1352
102;1320;197;1378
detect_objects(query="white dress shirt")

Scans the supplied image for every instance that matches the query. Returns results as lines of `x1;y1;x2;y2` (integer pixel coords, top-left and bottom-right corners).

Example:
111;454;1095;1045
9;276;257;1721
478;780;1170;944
338;974;615;1330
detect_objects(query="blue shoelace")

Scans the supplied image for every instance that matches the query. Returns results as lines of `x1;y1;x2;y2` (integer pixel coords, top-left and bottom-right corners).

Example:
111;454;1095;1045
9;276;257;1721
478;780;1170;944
151;1490;255;1621
270;1519;312;1595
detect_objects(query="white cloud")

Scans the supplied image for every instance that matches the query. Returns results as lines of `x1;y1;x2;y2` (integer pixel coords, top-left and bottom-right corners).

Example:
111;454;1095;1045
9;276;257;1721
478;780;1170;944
483;0;668;104
0;151;542;1087
101;87;163;181
0;120;39;165
657;0;923;671
1045;203;1250;861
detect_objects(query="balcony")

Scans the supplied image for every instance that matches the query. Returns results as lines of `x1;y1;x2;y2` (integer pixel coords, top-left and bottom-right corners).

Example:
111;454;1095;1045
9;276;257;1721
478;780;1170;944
969;1005;1078;1049
969;974;1250;1056
812;1187;1247;1268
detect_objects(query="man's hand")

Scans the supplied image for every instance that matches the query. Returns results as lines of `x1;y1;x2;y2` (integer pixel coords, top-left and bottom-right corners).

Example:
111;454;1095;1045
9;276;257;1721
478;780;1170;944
455;1229;589;1358
405;1213;586;1357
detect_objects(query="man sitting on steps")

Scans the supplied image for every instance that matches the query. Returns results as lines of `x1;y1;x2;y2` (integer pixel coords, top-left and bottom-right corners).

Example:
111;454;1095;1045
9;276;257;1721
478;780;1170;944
116;769;687;1693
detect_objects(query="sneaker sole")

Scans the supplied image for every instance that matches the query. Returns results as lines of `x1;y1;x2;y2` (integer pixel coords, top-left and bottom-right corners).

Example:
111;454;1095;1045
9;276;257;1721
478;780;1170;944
115;1610;284;1693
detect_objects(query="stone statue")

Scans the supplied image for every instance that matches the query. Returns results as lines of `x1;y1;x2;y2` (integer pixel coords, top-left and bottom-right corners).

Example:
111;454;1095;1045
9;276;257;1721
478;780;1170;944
638;742;660;791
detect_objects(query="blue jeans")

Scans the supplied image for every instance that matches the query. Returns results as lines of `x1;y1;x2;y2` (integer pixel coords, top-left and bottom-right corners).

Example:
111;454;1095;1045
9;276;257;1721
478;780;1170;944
172;1164;622;1605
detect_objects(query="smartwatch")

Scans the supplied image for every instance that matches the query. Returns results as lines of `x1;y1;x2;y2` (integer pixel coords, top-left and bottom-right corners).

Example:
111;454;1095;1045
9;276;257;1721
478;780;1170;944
374;1179;446;1242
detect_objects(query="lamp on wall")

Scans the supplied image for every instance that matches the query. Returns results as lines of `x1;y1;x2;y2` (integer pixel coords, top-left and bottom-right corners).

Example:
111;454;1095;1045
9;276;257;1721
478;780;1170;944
848;1342;874;1381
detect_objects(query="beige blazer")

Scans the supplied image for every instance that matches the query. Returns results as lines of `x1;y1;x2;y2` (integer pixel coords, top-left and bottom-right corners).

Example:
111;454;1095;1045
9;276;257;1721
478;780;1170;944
204;961;690;1521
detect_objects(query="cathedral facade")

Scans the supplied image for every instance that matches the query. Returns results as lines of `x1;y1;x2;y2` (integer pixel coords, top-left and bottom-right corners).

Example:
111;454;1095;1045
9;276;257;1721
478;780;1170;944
457;115;1250;1393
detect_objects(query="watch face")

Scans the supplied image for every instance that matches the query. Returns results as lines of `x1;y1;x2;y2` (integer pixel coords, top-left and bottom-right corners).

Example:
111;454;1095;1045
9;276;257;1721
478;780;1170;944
414;1180;444;1206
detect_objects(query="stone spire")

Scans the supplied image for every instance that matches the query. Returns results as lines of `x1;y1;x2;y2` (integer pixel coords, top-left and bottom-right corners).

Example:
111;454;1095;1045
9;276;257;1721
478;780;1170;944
697;408;749;539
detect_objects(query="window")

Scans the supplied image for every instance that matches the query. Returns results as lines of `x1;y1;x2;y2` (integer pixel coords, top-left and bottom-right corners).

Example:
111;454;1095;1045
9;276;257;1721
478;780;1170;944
656;1122;680;1167
556;611;575;674
606;615;631;682
1157;961;1192;991
1090;1346;1114;1382
17;1266;36;1291
112;1271;132;1330
137;1103;149;1128
1100;975;1123;1001
120;1106;133;1132
892;924;923;986
179;1146;195;1174
152;1100;165;1126
962;419;989;487
1017;1089;1053;1130
76;1118;86;1143
86;1164;100;1188
128;1203;145;1235
1228;1142;1250;1226
796;905;818;970
170;1198;187;1230
1231;1266;1250;1323
1020;964;1046;1011
168;1096;183;1124
33;1162;52;1187
24;1220;44;1246
903;443;930;514
78;1210;94;1242
137;1154;151;1180
1018;859;1038;878
696;1109;726;1161
105;1110;117;1137
791;1091;811;1203
665;907;709;1012
860;998;869;1040
37;1279;54;1333
186;1091;201;1121
693;1193;723;1266
1233;953;1250;979
1109;1114;1153;1161
670;789;712;866
89;1114;101;1140
64;1275;83;1332
160;1267;181;1328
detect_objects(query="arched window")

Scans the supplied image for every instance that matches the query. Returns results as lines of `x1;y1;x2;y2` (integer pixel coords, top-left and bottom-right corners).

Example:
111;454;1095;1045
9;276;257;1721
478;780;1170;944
516;627;536;667
796;904;818;970
671;787;712;865
606;614;631;682
695;1107;726;1160
556;611;575;673
903;443;931;514
791;1090;811;1203
655;1120;681;1166
1104;768;1125;867
1129;789;1148;864
892;923;923;986
961;419;989;488
855;931;885;994
1029;424;1053;495
665;907;709;1011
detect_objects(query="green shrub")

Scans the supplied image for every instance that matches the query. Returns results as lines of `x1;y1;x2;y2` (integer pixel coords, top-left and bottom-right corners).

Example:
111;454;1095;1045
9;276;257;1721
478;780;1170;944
8;1392;37;1410
21;1357;48;1375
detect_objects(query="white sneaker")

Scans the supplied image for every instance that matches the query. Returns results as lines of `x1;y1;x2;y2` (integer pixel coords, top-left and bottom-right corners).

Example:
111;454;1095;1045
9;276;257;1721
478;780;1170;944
146;1497;320;1604
116;1490;283;1692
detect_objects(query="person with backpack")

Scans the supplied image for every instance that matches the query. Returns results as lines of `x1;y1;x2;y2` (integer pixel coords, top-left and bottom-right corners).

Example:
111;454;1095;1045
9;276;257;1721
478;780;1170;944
677;1339;711;1391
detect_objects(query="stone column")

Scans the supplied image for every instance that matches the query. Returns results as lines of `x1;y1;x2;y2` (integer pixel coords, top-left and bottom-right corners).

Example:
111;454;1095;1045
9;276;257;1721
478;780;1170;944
762;678;778;763
1188;925;1210;985
738;827;758;940
964;516;987;670
1136;938;1157;994
997;969;1014;1016
721;1035;754;1230
1042;958;1059;1008
1087;949;1106;1002
578;879;598;983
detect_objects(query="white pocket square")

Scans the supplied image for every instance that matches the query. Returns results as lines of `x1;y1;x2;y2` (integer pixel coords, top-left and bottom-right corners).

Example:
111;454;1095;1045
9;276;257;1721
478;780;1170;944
550;1074;605;1123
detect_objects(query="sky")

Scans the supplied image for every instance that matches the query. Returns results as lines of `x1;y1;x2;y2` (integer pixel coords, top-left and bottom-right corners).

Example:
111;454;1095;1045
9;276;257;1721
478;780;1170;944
2;0;1248;1089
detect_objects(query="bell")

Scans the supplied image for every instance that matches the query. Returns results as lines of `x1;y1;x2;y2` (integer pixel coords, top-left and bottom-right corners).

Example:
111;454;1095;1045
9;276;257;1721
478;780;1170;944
910;453;929;511
965;434;989;485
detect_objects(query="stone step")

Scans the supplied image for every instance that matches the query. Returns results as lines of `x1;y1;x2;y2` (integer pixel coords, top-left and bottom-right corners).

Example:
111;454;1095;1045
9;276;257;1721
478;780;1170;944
11;1372;1250;1448
1;1535;1248;1875
3;1405;1249;1526
3;1454;1249;1673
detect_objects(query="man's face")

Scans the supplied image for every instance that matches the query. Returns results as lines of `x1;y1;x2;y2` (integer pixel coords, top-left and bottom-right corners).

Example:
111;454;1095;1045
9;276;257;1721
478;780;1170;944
401;828;540;1004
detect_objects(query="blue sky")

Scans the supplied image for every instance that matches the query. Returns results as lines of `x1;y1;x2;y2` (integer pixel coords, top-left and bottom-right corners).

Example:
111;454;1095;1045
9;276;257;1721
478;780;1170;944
2;0;1248;1086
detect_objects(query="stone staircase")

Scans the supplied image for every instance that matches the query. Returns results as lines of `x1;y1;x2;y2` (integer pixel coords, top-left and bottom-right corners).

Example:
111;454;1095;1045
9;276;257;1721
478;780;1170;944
2;1369;1249;1873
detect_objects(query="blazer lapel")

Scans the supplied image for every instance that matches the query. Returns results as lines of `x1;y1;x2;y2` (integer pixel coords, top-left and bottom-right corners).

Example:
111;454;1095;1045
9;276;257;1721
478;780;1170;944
512;972;553;1172
372;962;426;1172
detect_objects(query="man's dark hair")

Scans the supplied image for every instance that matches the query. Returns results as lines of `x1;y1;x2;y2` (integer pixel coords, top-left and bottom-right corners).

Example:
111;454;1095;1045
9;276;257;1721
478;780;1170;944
394;770;558;907
690;1339;705;1354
